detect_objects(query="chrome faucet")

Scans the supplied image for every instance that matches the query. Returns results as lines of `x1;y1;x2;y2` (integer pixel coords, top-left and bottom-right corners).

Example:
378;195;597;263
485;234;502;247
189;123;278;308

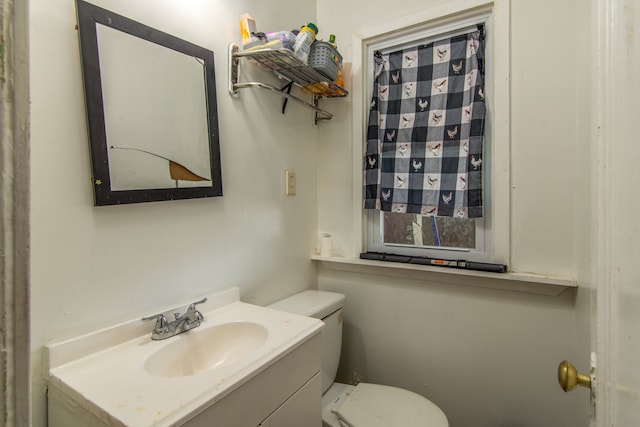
142;297;208;340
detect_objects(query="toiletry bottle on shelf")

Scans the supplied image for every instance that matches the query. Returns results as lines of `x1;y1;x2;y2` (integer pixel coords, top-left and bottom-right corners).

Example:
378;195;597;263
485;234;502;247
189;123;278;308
329;34;337;48
330;34;345;88
293;23;318;63
239;13;257;47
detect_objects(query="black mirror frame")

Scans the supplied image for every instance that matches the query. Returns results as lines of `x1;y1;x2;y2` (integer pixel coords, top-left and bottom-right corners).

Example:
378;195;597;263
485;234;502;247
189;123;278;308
76;0;223;206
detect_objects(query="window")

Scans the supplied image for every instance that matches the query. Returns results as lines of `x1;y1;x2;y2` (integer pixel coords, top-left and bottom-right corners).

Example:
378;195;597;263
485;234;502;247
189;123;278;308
362;6;499;264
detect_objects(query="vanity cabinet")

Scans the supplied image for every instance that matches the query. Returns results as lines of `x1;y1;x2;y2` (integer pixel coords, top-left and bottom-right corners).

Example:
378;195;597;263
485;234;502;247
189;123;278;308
46;289;324;427
258;373;321;427
183;333;322;427
49;333;321;427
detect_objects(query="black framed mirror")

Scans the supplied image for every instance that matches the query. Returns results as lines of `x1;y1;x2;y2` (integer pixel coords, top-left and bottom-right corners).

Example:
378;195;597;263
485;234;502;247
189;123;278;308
76;0;223;205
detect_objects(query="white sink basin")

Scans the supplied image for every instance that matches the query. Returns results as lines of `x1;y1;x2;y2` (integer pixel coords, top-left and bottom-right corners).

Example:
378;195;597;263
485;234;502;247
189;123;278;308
46;288;324;427
144;321;268;378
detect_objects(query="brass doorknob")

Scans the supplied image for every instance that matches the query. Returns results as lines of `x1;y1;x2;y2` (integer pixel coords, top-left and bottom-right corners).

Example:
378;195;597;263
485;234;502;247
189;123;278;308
558;360;591;392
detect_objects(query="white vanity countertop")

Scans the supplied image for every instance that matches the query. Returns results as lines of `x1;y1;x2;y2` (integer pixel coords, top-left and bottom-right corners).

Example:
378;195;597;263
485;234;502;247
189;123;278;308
46;288;323;427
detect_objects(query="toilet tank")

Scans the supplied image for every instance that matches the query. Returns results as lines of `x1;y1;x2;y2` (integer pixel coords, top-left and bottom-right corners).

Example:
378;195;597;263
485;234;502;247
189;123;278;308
268;290;346;394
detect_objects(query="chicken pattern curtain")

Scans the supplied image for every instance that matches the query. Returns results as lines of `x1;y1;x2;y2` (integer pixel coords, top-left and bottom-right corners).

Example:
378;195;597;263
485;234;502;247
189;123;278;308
363;27;486;218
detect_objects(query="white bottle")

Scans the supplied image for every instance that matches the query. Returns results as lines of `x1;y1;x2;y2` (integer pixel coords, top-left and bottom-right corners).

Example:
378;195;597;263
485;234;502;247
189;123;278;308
293;23;318;63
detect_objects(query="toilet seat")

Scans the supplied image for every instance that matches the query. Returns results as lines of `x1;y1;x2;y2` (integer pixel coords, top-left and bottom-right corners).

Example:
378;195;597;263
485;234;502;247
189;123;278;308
333;383;448;427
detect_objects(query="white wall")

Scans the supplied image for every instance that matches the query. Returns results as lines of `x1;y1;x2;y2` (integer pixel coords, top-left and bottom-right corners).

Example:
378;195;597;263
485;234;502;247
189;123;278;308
29;0;597;425
29;1;319;425
316;0;581;279
316;0;592;426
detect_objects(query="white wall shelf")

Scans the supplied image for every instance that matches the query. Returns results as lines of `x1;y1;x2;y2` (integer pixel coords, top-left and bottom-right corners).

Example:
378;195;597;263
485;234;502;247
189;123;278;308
228;43;347;125
311;255;578;296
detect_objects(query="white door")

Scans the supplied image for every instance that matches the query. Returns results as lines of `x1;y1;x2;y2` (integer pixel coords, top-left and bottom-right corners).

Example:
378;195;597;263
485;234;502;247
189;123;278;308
592;0;640;424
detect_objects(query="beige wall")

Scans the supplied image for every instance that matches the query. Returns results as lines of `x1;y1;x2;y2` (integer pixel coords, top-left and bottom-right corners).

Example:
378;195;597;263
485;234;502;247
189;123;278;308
316;0;592;426
29;1;319;425
320;270;581;426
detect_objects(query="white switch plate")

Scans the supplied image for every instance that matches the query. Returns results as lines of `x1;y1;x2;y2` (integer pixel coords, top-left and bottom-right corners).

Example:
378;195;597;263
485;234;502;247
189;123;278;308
285;170;296;195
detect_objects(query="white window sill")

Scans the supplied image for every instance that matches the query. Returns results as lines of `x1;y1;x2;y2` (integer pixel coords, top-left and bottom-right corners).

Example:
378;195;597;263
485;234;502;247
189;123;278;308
311;255;577;296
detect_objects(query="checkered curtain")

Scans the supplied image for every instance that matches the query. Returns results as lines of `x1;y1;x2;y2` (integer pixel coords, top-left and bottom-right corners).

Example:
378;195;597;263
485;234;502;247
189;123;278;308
363;28;485;218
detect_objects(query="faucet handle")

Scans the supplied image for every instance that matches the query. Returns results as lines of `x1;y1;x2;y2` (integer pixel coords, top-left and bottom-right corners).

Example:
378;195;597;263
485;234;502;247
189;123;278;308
185;297;208;321
188;297;208;309
141;313;168;331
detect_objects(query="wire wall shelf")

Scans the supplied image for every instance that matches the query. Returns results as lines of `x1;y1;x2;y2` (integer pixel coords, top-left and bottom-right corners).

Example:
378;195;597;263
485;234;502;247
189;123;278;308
228;43;348;124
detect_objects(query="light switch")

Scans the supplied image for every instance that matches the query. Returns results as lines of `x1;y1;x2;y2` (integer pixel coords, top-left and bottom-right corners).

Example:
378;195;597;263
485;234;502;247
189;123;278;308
285;169;296;196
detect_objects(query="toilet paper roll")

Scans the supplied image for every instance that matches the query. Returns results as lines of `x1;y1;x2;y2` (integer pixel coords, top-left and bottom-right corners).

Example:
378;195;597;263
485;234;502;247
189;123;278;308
320;234;333;257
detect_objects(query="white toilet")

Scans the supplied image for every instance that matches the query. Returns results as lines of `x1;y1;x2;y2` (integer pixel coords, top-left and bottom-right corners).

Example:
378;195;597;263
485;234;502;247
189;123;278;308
269;290;449;427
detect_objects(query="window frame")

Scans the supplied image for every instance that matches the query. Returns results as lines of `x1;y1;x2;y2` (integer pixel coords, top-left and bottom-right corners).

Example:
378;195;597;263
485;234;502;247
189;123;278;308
351;0;510;266
364;17;493;263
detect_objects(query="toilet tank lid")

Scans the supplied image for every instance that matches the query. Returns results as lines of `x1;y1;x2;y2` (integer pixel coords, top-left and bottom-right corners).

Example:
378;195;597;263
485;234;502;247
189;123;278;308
268;290;345;320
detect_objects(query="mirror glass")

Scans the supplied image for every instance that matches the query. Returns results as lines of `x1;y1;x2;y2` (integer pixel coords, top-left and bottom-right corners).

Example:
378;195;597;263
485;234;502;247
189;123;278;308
76;0;223;205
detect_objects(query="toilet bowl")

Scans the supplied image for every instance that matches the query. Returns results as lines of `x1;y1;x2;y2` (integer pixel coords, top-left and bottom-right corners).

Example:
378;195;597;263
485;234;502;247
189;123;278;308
268;290;448;427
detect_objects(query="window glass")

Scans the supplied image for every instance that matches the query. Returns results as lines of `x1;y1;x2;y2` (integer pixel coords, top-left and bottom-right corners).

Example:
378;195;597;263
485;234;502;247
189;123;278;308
383;213;475;249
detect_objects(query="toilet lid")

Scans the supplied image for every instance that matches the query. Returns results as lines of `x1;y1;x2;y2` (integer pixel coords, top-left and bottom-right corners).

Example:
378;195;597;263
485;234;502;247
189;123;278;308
335;383;448;427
